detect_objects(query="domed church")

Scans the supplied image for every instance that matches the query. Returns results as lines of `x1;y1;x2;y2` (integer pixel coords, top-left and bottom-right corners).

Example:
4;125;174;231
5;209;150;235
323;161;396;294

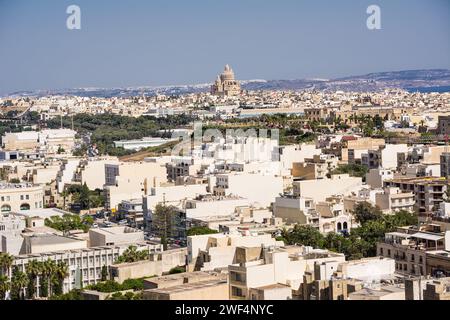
210;64;241;96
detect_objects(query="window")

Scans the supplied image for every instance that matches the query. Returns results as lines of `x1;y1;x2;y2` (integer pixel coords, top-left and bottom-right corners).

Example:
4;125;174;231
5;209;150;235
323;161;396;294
1;205;11;212
20;203;30;211
231;272;246;283
232;287;244;298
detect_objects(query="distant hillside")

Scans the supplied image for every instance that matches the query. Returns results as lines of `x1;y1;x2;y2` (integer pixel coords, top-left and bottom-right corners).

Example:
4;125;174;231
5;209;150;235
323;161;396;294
243;69;450;92
4;69;450;98
336;69;450;81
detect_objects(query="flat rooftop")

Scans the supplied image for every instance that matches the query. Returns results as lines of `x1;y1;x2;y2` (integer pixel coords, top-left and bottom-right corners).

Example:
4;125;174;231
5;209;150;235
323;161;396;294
253;283;291;291
144;279;227;295
13;208;67;219
28;233;84;246
90;226;142;235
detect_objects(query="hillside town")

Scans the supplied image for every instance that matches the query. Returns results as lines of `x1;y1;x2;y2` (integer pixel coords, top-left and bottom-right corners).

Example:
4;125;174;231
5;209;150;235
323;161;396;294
0;65;450;301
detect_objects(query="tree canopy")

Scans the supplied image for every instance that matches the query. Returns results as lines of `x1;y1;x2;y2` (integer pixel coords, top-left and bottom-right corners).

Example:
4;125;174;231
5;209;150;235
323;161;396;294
45;213;94;233
281;209;418;260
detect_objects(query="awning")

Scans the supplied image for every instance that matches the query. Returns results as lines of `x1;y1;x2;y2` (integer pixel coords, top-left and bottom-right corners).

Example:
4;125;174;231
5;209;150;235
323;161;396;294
410;232;444;241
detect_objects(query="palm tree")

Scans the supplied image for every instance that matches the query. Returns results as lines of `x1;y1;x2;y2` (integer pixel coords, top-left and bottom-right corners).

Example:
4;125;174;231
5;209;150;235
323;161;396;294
61;190;69;210
10;270;28;300
0;275;10;300
26;260;42;299
52;261;69;296
40;259;56;297
115;245;149;264
0;253;14;278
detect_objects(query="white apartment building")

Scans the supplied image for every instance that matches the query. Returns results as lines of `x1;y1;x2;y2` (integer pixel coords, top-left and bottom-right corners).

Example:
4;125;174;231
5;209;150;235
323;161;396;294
292;174;363;203
0;183;44;213
0;213;26;255
22;233;88;254
213;172;284;208
187;233;283;272
56;158;81;193
89;226;145;247
166;157;202;182
1;131;39;151
184;195;250;220
38;129;76;154
375;187;416;213
104;162;168;210
31;165;60;185
2;129;76;155
12;242;163;296
142;183;208;224
273;195;315;224
278;144;321;171
362;144;408;170
366;168;395;189
337;257;396;282
228;246;345;300
76;157;120;190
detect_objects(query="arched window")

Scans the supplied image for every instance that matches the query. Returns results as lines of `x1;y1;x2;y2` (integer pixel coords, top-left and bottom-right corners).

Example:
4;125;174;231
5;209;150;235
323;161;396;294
337;222;342;231
20;203;30;211
1;204;11;212
343;222;348;230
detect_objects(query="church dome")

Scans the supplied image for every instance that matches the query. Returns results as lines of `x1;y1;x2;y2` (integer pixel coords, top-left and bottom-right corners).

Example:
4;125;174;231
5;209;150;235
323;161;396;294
220;64;235;81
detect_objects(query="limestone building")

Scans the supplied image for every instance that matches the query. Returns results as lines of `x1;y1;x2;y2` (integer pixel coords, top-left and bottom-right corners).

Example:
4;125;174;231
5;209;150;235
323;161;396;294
211;65;241;96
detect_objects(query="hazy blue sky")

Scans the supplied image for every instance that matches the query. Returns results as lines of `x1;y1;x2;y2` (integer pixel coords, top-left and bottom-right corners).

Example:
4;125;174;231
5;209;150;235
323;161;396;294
0;0;449;94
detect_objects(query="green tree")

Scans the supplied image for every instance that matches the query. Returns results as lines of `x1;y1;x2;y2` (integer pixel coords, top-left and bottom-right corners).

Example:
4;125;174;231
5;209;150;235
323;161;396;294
40;259;57;297
49;289;83;300
115;246;149;264
0;275;10;300
10;269;28;300
187;226;218;236
79;183;91;210
101;265;109;281
52;261;69;296
331;164;368;178
353;202;383;224
26;260;42;299
169;266;186;274
45;213;93;233
282;225;325;248
0;253;14;277
152;204;179;250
